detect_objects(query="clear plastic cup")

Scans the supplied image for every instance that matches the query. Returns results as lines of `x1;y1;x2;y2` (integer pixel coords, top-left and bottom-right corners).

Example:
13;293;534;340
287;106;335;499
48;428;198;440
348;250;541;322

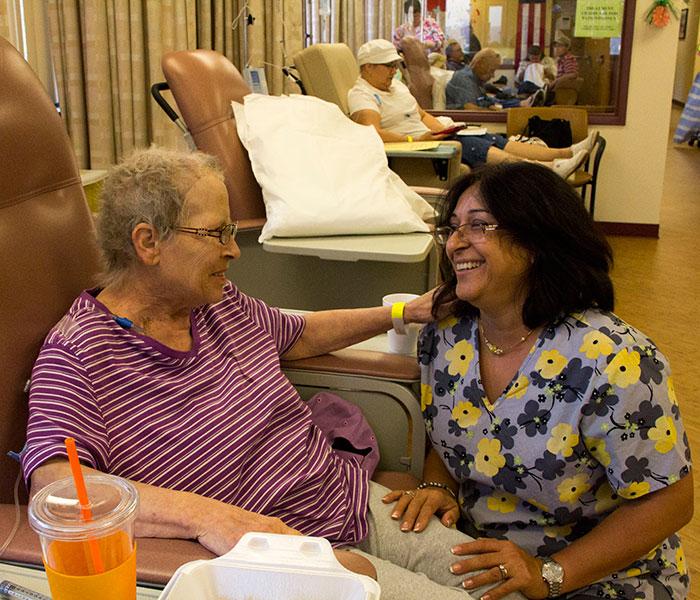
382;292;420;355
28;474;139;600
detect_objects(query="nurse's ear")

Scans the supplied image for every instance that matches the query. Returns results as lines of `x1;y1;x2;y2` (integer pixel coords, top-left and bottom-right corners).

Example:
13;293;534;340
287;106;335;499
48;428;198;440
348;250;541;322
132;222;162;266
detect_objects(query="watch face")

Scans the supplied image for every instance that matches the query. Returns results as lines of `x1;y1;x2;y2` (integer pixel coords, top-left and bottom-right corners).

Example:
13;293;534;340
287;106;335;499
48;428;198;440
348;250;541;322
542;560;564;582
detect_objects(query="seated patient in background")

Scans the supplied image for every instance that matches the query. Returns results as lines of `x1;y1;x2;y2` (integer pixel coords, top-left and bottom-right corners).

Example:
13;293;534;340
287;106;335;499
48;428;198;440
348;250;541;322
348;39;597;178
23;147;529;600
445;40;466;71
514;45;553;96
446;48;541;110
386;162;693;600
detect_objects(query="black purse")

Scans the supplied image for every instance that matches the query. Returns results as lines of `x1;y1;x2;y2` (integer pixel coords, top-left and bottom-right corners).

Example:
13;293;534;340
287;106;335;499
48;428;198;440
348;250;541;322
523;116;573;148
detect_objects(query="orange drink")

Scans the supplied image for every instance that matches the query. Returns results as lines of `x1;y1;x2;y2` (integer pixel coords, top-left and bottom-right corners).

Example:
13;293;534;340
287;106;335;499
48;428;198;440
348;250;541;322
28;474;139;600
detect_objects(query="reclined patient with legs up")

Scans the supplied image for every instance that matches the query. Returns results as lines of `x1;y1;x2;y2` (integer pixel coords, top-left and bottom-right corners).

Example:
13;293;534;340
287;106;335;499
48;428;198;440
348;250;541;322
23;147;527;600
348;39;598;179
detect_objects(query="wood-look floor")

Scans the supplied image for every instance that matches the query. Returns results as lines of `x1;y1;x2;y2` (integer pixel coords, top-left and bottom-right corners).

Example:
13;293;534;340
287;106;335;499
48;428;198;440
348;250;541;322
606;105;700;597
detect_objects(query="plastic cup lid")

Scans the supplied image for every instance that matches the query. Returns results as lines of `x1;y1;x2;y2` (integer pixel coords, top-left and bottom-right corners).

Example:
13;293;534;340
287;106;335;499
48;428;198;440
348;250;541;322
28;474;138;541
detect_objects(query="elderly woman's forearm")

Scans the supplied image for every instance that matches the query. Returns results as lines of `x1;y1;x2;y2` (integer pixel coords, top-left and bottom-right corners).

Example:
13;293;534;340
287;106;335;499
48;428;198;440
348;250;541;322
550;472;694;595
283;290;437;359
31;459;205;540
282;306;393;359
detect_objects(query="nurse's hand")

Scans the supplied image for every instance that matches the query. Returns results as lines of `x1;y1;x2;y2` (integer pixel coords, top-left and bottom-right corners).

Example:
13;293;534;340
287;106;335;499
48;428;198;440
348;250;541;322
382;487;460;532
451;538;549;600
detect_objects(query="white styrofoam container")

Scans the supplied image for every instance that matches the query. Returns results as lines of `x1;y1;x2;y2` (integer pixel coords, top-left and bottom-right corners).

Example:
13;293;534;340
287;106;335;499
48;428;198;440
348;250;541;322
158;533;381;600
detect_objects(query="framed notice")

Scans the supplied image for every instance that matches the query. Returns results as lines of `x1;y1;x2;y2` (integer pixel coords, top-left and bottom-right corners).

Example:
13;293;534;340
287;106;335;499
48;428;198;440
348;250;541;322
574;0;623;37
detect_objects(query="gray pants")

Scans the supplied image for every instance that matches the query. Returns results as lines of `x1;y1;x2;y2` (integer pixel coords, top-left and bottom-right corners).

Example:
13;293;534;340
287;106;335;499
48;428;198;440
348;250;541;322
349;482;526;600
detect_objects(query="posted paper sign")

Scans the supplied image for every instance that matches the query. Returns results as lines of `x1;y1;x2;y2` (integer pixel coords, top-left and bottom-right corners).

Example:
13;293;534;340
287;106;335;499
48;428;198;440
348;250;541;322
574;0;623;37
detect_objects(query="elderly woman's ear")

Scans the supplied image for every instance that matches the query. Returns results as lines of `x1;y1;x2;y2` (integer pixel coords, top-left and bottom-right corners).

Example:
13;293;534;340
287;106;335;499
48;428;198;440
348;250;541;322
131;222;161;265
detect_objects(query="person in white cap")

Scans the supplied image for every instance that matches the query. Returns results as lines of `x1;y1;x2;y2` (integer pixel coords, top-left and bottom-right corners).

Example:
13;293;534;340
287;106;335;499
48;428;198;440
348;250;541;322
347;39;597;180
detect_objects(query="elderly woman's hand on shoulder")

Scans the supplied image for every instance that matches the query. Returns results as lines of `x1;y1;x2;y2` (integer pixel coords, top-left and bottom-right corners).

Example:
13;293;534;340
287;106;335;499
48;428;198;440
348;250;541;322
403;286;457;324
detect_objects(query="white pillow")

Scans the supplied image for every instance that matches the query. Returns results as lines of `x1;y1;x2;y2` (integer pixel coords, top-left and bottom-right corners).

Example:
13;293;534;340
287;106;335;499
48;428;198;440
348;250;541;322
430;67;454;111
232;94;433;242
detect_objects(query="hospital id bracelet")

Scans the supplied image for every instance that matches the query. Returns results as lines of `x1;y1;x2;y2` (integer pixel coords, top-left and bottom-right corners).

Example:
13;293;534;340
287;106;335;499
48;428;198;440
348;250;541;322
417;481;457;500
390;302;407;334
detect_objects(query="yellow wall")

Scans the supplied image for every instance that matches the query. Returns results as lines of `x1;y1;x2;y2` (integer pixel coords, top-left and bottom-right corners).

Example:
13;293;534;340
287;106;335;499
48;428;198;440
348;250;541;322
594;1;680;226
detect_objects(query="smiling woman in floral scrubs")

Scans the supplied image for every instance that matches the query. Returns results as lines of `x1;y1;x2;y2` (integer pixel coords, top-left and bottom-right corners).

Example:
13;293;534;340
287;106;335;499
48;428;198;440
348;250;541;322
387;163;692;600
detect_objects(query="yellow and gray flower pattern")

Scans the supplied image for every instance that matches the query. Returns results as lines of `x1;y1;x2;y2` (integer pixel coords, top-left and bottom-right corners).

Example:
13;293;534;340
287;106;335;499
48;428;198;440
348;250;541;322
418;310;691;599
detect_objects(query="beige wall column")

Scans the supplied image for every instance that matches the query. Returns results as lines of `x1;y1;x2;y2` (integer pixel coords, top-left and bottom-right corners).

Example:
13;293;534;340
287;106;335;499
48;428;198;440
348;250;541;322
594;2;680;226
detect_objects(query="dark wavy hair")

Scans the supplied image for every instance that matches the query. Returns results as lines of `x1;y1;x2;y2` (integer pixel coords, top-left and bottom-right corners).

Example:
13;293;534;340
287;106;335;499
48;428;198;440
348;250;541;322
432;162;614;328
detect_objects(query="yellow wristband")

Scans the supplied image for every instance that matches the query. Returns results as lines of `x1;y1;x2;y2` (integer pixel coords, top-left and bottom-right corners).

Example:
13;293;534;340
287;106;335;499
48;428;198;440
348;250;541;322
406;135;414;143
391;302;407;334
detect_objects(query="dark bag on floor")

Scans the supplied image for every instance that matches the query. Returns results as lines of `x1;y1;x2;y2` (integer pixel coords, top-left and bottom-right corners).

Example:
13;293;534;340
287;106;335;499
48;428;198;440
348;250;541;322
523;116;573;148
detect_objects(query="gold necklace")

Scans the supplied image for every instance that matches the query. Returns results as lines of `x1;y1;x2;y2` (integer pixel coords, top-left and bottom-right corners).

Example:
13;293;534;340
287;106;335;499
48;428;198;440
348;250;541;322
479;321;534;356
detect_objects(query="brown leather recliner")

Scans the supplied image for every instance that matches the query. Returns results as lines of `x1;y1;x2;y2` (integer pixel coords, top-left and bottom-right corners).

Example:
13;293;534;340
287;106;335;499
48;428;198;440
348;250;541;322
398;36;435;109
0;34;216;582
0;38;421;586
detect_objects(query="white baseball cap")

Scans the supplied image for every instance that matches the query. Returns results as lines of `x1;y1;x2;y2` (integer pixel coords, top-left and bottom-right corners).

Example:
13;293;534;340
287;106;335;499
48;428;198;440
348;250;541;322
357;39;402;66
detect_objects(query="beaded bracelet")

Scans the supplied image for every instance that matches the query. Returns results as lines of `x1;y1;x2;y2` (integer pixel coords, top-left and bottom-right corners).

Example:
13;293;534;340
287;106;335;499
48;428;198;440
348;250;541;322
417;481;457;500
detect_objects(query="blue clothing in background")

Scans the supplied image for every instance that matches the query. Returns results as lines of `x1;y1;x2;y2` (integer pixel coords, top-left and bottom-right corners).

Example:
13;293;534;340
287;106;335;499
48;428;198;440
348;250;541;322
446;67;521;110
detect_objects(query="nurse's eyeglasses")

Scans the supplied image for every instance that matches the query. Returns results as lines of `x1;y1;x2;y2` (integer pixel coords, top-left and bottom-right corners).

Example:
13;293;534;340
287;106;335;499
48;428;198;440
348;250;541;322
433;222;500;245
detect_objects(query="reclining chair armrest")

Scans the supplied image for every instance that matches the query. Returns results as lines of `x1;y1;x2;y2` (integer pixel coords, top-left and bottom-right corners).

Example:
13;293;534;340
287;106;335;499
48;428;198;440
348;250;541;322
0;504;215;587
137;538;214;584
280;349;419;382
389;140;467;190
0;504;41;566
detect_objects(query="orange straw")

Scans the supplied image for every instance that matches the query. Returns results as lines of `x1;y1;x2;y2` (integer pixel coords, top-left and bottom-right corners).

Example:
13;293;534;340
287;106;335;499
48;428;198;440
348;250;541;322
65;437;105;573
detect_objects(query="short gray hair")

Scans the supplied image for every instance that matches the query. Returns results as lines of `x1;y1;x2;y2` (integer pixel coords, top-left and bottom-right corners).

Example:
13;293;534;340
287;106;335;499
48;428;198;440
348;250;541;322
96;146;224;287
470;48;501;72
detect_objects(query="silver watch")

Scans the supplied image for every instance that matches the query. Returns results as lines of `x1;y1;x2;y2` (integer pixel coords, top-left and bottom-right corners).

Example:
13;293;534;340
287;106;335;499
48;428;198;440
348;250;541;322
541;558;564;598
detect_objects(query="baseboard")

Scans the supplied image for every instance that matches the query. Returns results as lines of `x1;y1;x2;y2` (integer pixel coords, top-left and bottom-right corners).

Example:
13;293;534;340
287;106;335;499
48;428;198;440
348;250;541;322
596;221;659;238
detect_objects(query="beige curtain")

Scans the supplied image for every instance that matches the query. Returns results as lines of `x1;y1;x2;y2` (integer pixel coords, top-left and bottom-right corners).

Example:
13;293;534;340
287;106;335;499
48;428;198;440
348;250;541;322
46;0;304;168
306;0;401;55
0;2;13;44
47;0;198;168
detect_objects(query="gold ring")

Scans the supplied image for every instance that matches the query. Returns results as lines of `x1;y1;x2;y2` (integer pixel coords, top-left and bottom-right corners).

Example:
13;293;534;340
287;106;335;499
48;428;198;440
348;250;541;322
403;489;416;497
498;563;509;580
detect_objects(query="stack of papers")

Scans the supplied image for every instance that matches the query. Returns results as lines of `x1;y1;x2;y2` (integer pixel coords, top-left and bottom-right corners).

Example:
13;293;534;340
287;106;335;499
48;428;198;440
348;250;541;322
456;126;488;136
383;141;441;152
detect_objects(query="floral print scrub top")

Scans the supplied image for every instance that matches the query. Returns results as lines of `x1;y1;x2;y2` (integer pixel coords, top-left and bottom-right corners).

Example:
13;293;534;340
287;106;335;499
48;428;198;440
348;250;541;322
418;310;691;599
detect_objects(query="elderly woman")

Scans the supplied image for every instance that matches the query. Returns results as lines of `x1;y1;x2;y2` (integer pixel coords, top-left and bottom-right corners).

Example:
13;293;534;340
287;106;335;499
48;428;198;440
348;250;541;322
446;49;543;110
386;163;693;599
23;147;532;599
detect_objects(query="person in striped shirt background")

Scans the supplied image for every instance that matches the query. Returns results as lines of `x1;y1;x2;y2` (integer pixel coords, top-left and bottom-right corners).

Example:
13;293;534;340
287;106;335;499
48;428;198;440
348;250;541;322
21;147;526;599
551;34;579;92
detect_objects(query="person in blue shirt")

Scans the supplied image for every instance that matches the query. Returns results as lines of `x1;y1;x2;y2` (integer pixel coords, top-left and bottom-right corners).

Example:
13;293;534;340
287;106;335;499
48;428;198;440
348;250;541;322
446;49;543;110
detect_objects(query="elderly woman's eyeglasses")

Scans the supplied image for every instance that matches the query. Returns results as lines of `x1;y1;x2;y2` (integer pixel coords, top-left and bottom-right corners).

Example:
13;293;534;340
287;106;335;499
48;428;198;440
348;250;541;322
433;222;500;245
174;222;239;245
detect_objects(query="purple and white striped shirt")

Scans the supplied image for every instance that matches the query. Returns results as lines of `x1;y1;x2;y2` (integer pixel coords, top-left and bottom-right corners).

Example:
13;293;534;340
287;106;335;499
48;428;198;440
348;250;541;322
22;283;369;545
